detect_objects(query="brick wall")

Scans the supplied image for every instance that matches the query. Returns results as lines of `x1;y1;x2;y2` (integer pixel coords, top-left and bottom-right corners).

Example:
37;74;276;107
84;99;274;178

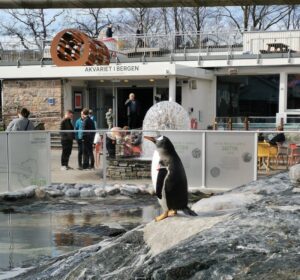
106;158;151;180
2;79;63;130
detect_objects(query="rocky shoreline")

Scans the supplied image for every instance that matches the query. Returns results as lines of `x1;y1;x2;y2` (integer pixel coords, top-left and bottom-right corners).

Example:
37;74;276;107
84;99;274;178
0;183;155;202
9;172;300;280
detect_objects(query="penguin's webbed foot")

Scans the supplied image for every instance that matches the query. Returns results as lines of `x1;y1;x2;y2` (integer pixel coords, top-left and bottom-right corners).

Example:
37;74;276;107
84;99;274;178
167;210;177;217
155;210;177;222
155;211;168;222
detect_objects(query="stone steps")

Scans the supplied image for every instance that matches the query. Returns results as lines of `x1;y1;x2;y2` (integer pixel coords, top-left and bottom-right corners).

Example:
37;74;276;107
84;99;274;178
51;133;78;149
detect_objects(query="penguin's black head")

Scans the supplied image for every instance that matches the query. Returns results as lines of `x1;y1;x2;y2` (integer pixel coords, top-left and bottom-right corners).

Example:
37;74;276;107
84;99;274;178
144;135;176;154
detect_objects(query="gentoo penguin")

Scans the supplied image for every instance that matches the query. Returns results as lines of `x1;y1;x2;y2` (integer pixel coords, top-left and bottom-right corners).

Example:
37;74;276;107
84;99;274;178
144;135;197;222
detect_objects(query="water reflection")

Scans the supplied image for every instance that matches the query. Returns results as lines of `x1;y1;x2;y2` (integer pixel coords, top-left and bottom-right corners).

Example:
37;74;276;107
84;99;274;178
0;203;160;272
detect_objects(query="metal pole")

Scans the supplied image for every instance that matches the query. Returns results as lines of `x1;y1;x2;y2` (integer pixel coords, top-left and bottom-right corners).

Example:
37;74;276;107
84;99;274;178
102;132;107;186
6;132;10;192
201;132;206;188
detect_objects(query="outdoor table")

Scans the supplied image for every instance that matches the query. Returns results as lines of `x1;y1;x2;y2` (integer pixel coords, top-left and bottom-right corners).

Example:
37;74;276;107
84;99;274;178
267;43;289;53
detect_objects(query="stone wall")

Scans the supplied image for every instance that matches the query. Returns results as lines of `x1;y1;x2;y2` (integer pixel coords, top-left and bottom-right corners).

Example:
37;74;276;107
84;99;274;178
2;79;63;130
106;158;151;180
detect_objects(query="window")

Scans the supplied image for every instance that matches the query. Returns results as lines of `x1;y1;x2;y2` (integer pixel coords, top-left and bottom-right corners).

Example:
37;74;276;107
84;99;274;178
217;75;279;117
287;74;300;110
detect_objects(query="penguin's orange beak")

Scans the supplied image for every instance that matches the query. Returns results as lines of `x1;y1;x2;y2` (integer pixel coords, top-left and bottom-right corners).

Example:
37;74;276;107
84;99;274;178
144;136;156;143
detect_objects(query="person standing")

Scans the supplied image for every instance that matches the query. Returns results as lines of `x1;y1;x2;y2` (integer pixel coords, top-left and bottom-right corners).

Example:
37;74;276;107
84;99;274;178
6;107;35;131
135;25;143;50
60;110;74;171
106;24;113;38
82;108;96;170
125;93;140;129
89;109;97;128
75;110;84;170
105;108;113;129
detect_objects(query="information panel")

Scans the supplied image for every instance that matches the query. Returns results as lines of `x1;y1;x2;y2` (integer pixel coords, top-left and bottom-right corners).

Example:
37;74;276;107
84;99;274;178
161;131;203;188
8;132;51;191
0;133;8;192
205;132;255;189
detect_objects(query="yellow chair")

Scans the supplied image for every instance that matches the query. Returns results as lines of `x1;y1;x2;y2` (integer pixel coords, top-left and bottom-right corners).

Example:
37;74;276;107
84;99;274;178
276;143;288;168
257;142;278;173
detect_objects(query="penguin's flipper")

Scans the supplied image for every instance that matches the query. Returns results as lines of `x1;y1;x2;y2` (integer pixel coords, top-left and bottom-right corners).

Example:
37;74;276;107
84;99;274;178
156;168;168;199
182;207;198;216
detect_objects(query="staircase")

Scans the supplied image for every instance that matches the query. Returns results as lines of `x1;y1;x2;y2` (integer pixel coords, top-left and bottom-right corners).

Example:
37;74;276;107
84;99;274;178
51;133;78;149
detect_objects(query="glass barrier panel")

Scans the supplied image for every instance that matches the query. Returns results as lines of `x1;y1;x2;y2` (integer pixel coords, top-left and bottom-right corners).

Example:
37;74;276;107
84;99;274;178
50;131;105;184
0;133;8;191
160;131;203;188
8;132;51;191
206;132;255;189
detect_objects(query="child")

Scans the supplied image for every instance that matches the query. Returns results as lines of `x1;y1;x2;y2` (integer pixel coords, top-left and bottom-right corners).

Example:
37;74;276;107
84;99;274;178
105;108;113;129
93;132;103;169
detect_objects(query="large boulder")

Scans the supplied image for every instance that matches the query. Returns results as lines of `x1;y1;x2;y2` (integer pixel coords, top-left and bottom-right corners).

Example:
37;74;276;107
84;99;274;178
289;163;300;183
12;172;300;280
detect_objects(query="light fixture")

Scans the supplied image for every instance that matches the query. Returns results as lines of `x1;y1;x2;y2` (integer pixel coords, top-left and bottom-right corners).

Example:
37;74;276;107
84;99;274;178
100;79;105;83
124;79;129;83
149;79;155;82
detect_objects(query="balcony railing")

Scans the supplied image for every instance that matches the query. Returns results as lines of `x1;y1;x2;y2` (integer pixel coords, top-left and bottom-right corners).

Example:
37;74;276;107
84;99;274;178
215;116;300;130
0;30;300;63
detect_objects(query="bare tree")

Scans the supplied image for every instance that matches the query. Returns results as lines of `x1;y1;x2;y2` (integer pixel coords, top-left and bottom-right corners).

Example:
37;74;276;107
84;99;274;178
0;9;64;52
219;5;294;32
66;8;111;38
122;8;161;34
281;5;300;30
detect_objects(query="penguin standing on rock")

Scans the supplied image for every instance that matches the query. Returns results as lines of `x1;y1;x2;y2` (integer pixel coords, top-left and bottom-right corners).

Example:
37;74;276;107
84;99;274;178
144;135;197;222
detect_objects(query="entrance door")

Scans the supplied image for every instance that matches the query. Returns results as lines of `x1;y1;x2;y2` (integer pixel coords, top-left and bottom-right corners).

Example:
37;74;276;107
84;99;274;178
117;88;153;128
89;87;113;128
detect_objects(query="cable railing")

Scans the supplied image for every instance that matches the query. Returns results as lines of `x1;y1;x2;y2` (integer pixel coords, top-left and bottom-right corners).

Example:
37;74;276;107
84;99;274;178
1;29;300;63
0;31;245;62
214;116;300;130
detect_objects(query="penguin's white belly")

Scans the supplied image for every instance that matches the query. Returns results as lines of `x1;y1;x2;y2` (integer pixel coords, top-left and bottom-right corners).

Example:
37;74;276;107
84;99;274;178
151;150;168;211
151;150;160;193
159;188;168;211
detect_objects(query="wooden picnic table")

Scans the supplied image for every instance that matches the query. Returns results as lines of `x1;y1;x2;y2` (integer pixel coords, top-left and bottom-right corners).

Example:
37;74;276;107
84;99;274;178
267;42;289;53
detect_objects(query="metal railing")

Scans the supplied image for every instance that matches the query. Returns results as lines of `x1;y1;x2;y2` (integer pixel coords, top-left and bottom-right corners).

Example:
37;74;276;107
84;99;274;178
0;31;260;62
214;116;300;131
1;30;300;63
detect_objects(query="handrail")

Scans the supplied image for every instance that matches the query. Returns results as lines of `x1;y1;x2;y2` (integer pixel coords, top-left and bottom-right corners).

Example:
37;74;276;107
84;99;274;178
1;29;300;62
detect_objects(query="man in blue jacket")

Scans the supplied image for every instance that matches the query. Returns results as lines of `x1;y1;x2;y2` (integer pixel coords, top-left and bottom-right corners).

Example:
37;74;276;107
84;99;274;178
75;111;84;170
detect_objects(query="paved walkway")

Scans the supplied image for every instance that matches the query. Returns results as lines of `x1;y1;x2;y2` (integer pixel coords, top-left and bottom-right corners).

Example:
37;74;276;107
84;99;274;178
51;149;151;185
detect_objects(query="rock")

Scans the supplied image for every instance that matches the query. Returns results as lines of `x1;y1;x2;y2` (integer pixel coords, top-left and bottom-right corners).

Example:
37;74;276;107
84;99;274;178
14;172;300;280
94;188;107;197
55;184;66;191
136;184;148;194
105;185;120;196
289;163;300;183
74;183;89;190
65;189;80;198
45;190;64;198
2;191;26;201
80;188;95;197
192;193;261;212
23;186;37;198
35;187;47;199
70;225;126;237
120;185;140;196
